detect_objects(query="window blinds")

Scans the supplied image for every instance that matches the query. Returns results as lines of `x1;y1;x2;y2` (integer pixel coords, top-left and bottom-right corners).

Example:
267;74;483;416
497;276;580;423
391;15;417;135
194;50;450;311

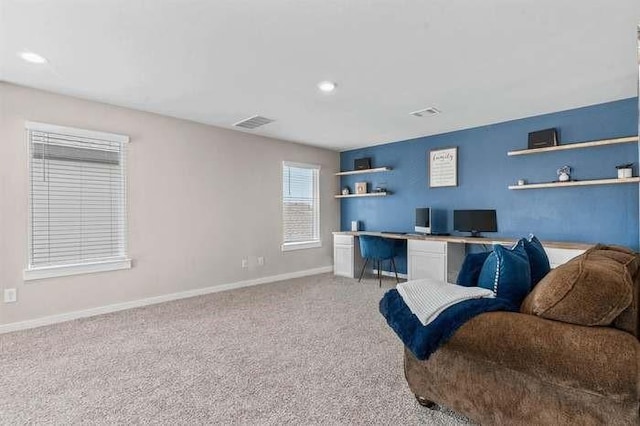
27;122;128;269
282;162;320;244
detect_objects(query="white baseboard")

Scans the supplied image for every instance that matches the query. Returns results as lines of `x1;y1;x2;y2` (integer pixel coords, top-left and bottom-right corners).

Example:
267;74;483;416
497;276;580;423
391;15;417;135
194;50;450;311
0;266;333;334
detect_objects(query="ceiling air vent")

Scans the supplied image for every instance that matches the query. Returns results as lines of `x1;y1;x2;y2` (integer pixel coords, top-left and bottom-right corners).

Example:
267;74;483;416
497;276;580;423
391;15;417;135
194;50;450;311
233;115;275;129
409;107;441;118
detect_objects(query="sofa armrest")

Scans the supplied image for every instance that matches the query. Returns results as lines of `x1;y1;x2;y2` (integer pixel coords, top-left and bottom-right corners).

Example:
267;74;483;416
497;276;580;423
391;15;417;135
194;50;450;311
444;311;640;398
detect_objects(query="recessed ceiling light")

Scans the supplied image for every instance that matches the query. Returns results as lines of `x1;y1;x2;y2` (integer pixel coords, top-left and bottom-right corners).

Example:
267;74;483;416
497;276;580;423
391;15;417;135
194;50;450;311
317;81;337;93
18;51;47;64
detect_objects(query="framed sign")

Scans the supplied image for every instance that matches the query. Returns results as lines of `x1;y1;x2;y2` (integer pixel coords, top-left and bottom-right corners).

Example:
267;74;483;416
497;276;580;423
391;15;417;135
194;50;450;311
429;147;458;187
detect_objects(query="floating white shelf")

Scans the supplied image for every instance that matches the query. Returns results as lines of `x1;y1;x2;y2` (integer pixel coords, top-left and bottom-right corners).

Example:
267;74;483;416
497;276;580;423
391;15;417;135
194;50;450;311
334;167;392;176
507;136;638;156
334;192;388;198
508;177;640;190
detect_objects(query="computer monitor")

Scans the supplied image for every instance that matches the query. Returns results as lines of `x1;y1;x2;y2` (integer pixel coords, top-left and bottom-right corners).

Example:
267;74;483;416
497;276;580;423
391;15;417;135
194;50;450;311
453;209;497;237
415;208;446;235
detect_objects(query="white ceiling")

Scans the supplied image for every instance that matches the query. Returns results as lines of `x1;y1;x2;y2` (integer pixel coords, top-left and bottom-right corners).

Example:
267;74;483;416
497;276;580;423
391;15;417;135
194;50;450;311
1;0;639;151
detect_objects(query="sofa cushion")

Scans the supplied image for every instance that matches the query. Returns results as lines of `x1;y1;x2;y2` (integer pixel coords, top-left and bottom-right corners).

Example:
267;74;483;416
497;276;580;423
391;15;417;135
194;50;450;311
478;240;531;305
456;251;491;287
591;245;640;336
522;235;550;286
521;247;633;326
588;245;639;277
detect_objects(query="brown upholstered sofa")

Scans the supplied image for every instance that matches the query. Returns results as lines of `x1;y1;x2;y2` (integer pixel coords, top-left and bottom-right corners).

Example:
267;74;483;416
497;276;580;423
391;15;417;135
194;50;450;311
404;245;640;425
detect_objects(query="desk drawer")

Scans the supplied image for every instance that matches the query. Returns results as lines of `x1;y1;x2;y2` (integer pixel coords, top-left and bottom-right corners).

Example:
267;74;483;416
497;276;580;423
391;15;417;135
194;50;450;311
408;240;446;254
334;234;354;246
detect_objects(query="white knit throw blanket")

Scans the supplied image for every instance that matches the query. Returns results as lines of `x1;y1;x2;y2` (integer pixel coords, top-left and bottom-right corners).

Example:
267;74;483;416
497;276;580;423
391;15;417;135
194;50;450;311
396;279;495;326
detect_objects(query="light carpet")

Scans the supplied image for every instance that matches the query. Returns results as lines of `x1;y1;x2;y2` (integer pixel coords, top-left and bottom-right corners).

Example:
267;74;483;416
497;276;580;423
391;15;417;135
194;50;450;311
0;273;473;425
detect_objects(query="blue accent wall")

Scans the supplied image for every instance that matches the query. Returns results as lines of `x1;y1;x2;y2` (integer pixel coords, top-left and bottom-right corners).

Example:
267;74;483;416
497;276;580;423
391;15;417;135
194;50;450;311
340;98;639;273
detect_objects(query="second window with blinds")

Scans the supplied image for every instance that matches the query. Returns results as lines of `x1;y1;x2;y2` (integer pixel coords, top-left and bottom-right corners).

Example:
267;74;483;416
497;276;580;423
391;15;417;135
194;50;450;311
24;121;131;280
282;162;321;251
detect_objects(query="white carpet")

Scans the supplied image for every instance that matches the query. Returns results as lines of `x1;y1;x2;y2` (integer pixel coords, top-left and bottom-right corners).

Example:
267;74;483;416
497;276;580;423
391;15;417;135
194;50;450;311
0;273;473;425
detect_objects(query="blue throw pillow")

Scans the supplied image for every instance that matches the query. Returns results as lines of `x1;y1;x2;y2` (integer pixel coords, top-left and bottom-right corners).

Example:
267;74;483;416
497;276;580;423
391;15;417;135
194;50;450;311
522;235;551;287
478;240;531;305
456;251;491;287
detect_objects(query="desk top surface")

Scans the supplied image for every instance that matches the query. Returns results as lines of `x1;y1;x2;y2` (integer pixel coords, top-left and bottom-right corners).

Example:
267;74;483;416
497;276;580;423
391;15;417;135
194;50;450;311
333;231;594;250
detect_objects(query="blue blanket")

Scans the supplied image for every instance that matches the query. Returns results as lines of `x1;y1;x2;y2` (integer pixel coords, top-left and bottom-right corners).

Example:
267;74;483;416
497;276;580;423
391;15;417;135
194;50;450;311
379;289;517;360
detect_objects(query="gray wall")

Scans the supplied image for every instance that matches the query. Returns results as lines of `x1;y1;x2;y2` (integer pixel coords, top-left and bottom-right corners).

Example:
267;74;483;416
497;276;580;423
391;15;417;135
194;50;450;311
0;83;339;326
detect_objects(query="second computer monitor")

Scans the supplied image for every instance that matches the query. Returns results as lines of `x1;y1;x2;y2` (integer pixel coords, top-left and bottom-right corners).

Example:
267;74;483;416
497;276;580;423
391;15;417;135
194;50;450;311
453;209;497;237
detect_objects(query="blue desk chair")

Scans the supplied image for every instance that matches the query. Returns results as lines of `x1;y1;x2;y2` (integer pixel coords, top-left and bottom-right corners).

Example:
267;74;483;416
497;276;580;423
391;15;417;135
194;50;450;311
358;235;400;287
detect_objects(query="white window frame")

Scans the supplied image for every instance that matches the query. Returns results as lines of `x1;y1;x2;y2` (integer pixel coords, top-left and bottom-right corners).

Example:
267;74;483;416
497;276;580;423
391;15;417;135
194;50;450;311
281;161;321;252
23;121;132;281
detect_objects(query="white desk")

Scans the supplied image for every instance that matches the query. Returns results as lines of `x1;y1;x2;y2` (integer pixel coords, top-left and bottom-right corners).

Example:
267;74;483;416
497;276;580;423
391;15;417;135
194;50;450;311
333;231;592;282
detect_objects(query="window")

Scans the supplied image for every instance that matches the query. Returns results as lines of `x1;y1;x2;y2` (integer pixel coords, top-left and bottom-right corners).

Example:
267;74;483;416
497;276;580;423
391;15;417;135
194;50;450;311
282;162;321;251
24;122;131;280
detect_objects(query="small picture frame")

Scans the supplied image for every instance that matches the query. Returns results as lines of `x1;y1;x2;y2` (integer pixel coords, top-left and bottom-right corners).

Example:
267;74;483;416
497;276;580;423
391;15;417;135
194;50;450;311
429;147;458;187
355;182;367;194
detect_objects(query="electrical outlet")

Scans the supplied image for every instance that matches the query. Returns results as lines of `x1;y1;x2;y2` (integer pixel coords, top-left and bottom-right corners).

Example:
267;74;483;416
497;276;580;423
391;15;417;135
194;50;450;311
4;288;17;303
257;257;265;266
241;258;249;269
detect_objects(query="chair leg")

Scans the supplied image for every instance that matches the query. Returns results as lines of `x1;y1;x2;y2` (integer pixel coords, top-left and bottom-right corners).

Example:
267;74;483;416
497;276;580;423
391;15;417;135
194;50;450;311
391;258;399;283
358;258;369;283
378;260;382;287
